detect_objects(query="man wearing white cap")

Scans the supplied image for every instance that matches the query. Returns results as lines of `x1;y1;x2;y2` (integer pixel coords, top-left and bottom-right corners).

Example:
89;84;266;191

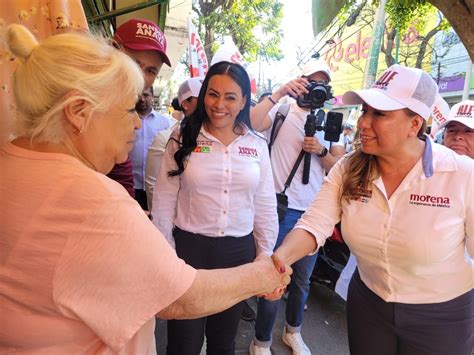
145;77;203;210
440;100;474;159
249;59;345;355
267;64;473;355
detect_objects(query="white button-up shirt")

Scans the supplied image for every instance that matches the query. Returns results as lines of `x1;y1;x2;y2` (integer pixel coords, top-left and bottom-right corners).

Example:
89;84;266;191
152;125;278;255
268;102;344;211
296;138;473;304
130;110;170;190
145;121;179;210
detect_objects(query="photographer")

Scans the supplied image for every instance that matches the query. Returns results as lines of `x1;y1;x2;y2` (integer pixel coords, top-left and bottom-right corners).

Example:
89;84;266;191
249;59;345;355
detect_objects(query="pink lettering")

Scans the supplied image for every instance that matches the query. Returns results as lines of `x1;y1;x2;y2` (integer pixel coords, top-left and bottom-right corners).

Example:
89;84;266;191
409;194;450;206
344;43;357;63
360;36;371;58
432;107;446;124
324;31;372;72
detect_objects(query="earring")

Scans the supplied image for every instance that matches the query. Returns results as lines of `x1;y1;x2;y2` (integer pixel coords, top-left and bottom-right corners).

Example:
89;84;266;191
73;127;84;135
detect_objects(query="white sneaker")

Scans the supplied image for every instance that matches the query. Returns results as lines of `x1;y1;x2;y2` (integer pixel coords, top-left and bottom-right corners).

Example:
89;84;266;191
281;327;311;355
249;340;272;355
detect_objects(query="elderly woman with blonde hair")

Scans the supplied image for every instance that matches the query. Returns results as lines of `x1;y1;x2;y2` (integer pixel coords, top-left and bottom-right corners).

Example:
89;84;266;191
0;25;291;354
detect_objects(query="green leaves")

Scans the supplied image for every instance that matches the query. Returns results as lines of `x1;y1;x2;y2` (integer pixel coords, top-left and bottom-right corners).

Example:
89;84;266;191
194;0;284;62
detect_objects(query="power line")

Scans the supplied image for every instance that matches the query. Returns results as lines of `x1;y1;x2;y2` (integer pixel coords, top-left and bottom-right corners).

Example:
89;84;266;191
282;21;372;81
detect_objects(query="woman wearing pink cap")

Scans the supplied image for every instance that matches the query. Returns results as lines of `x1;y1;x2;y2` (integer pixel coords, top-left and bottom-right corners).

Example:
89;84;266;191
270;64;474;354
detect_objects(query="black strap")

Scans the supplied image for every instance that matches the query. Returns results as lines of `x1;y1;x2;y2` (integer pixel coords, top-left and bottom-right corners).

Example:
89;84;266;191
268;103;303;194
282;150;305;194
268;103;290;155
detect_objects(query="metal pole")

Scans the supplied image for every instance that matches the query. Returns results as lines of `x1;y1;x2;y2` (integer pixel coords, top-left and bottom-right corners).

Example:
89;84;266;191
395;27;399;64
363;0;387;89
87;0;167;23
462;61;472;100
437;62;441;85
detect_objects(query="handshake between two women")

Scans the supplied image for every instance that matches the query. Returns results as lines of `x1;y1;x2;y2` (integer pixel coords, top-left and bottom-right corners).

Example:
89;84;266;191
156;252;293;321
256;253;293;301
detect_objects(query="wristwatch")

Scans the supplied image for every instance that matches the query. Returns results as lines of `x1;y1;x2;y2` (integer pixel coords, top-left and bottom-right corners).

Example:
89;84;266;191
316;147;328;158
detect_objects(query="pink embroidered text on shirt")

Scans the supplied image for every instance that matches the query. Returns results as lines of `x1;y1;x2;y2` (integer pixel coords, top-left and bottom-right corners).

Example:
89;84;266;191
409;194;451;208
197;140;213;147
350;187;372;203
238;146;258;157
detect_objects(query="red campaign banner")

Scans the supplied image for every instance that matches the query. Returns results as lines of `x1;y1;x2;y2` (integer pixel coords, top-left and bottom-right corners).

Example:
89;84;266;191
430;94;450;137
211;39;257;94
188;18;208;77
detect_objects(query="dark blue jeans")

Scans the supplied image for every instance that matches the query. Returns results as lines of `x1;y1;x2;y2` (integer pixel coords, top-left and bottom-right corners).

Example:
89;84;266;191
254;208;319;344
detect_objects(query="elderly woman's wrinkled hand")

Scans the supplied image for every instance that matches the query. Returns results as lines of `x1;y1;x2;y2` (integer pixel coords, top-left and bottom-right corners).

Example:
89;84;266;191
254;253;292;300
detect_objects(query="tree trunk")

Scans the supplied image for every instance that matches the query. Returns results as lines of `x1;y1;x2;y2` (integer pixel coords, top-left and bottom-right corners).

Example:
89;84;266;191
429;0;474;60
415;23;442;68
382;27;396;68
204;27;214;64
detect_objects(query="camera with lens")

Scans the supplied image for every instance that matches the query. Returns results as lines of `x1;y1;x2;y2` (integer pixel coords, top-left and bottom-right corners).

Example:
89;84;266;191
296;80;334;110
293;80;342;143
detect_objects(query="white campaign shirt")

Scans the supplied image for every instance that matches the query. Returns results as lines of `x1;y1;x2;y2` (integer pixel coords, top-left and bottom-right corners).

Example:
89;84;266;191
296;137;473;304
130;110;170;190
152;125;278;255
145;121;179;210
268;102;344;211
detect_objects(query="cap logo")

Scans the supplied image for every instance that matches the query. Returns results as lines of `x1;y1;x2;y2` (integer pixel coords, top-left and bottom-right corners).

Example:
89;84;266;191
136;22;165;47
372;70;398;90
456;104;473;117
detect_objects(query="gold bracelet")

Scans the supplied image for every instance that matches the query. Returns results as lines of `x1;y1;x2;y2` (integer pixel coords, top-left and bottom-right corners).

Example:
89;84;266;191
267;96;277;105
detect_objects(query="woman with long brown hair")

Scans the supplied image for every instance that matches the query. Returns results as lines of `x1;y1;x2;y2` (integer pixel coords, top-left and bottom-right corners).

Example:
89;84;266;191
271;64;473;355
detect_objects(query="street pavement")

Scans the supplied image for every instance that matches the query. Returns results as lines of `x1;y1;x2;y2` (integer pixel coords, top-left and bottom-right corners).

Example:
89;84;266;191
155;283;349;354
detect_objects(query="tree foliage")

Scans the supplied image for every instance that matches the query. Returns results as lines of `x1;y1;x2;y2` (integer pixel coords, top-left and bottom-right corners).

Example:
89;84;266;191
336;0;454;70
193;0;284;63
340;0;473;59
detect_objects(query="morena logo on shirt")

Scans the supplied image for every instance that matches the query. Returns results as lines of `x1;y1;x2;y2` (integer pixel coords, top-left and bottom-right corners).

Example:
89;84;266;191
238;146;258;157
409;194;450;208
372;70;399;90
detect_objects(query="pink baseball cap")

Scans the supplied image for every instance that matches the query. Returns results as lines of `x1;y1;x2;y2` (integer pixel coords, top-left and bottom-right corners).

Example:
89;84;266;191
114;18;171;66
343;64;438;119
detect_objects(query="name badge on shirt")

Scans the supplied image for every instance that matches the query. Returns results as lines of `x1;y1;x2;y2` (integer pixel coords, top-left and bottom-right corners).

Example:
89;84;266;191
238;146;259;158
350;187;372;203
194;140;213;153
194;146;211;153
